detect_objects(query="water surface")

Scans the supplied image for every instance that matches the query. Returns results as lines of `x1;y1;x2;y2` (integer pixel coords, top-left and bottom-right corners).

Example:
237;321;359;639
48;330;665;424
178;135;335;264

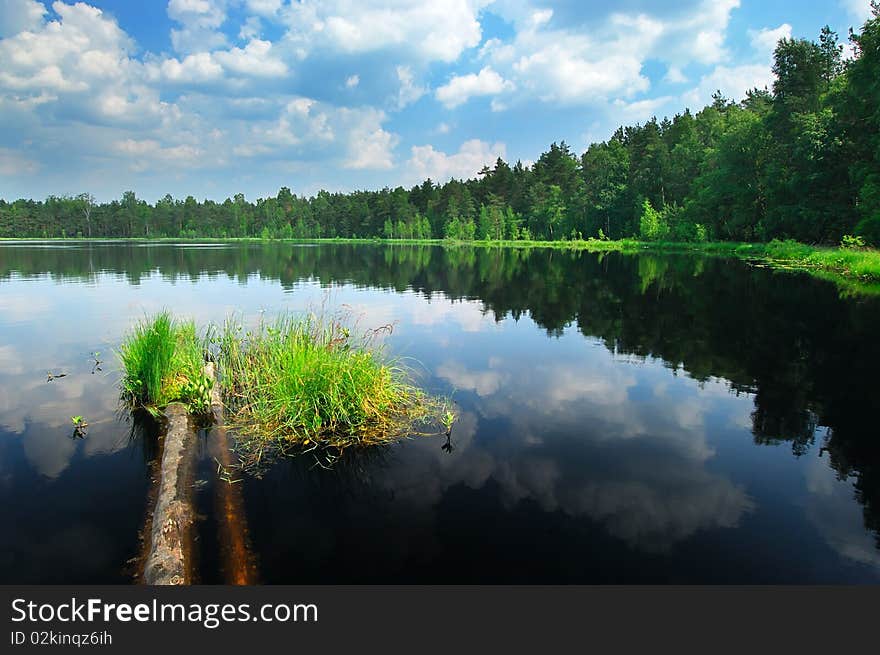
1;241;878;583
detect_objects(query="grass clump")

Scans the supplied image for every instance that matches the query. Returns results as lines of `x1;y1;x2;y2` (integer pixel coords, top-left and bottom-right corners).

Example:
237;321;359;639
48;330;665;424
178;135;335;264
761;239;880;281
118;311;213;416
215;313;444;461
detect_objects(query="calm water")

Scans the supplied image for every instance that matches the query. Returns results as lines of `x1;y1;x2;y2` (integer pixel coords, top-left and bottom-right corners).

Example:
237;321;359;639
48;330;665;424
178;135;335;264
1;241;878;583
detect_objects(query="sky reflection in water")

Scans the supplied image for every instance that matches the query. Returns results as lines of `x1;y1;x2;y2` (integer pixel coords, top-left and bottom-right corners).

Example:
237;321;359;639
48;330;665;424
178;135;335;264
0;242;878;583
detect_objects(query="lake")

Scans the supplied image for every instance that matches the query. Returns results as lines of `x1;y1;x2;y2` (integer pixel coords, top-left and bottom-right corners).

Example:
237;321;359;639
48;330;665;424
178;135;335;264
1;241;878;583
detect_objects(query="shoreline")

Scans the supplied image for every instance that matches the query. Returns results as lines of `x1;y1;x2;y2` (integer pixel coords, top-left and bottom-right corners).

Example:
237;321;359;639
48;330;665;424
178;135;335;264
2;236;878;293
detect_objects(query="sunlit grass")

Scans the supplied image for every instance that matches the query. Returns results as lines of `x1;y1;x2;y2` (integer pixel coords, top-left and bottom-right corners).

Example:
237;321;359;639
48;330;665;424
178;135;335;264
213;313;445;467
118;311;213;415
760;239;880;281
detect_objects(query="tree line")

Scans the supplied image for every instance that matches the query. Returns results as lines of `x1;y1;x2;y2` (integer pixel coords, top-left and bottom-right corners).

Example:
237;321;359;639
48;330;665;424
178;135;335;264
2;9;879;246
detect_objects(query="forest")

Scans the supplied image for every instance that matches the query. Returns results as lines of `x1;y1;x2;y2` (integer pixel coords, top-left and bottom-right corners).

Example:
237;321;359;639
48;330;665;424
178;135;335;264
1;11;879;246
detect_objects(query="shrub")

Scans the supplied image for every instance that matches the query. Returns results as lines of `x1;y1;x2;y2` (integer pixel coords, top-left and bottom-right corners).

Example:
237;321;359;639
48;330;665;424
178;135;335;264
639;200;669;241
841;234;866;249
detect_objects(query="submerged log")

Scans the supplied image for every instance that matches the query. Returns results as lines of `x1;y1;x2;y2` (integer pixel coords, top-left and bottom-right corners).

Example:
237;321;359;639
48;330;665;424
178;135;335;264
142;403;195;585
205;362;258;585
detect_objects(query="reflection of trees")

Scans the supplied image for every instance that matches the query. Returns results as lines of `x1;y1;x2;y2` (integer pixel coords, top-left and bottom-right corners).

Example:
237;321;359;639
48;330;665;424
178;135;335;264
3;241;879;544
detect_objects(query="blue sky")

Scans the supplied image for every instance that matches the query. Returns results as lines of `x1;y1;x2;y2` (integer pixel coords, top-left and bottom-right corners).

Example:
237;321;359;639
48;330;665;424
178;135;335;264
0;0;874;202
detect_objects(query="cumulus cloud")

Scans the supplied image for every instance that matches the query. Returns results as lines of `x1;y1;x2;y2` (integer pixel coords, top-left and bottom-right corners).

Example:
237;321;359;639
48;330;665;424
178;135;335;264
479;11;649;105
168;0;228;53
0;0;45;38
0;2;134;93
147;39;287;84
435;66;514;108
0;1;180;134
214;38;287;77
281;0;490;62
114;139;202;171
749;23;792;58
476;0;741;107
682;23;791;109
406;139;506;183
344;111;398;170
245;0;282;17
395;65;426;109
840;0;875;23
153;52;224;84
612;96;676;123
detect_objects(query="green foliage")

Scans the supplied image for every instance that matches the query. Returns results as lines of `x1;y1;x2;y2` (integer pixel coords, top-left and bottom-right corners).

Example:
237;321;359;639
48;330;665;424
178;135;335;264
855;216;880;246
841;234;866;249
639;200;669;241
118;312;212;415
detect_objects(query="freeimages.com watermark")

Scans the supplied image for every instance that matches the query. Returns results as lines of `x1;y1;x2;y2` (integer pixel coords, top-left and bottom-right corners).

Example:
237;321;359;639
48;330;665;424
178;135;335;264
9;596;318;647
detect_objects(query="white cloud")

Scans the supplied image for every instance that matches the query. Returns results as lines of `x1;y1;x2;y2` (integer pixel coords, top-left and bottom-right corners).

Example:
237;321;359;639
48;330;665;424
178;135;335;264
406;139;506;183
840;0;875;23
683;63;772;108
344;110;398;170
245;0;282;17
0;0;45;38
0;1;179;130
612;96;675;123
241;96;334;149
0;1;134;92
435;66;514;108
156;52;224;83
682;24;789;109
665;66;688;84
281;0;490;62
214;39;287;77
749;24;792;58
168;0;228;53
345;74;359;88
481;9;650;105
395;65;426;109
238;15;262;40
661;0;741;66
478;0;741;107
114;139;202;171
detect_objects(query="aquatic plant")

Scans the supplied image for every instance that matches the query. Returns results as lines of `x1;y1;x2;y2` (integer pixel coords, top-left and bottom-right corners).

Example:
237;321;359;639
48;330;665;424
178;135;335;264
117;310;448;464
214;312;447;462
70;415;88;439
118;311;213;416
441;409;456;436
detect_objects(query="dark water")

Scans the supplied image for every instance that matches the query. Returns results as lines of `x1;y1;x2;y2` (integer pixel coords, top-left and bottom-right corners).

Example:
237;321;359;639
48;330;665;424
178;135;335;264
0;241;878;583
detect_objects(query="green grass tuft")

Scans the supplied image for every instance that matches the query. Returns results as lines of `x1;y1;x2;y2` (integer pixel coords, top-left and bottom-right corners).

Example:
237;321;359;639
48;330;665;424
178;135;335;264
118;311;213;415
214;313;446;463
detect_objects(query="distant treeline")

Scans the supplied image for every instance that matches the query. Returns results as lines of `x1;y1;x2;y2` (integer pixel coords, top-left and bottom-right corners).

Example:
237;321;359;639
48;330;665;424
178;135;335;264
2;13;880;245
